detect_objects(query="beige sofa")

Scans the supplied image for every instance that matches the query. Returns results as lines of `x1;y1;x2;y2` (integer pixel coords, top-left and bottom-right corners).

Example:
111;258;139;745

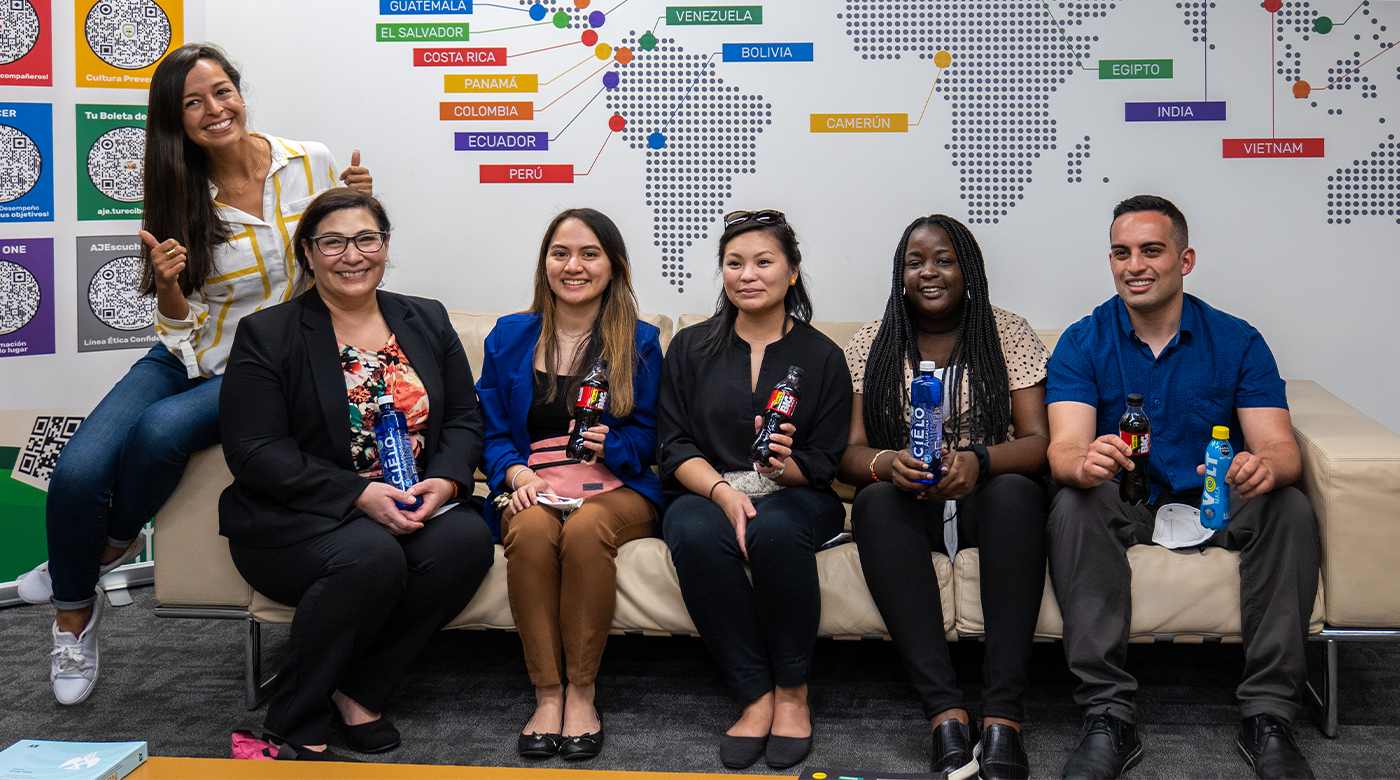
152;313;1400;736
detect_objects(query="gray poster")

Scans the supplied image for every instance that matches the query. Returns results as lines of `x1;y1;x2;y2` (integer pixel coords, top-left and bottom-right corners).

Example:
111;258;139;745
76;234;157;353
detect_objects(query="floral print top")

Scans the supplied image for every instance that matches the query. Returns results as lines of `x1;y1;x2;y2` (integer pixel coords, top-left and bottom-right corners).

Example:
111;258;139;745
342;334;429;477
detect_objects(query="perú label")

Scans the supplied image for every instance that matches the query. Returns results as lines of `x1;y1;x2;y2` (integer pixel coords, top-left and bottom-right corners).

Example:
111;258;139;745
445;74;538;93
376;24;470;42
414;48;506;66
1099;59;1173;79
440;102;534;120
667;5;763;25
809;113;909;133
1222;138;1325;158
722;43;813;62
1125;101;1226;122
455;132;549;151
380;0;472;12
480;165;574;183
766;389;797;416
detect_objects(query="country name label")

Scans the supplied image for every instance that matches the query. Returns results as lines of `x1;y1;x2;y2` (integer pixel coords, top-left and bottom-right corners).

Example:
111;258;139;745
380;0;471;13
667;5;763;25
456;132;549;151
1222;138;1325;158
377;24;470;42
415;48;506;66
809;113;909;133
440;101;535;120
480;165;574;183
445;74;538;92
722;43;812;62
1099;59;1173;79
1125;101;1226;121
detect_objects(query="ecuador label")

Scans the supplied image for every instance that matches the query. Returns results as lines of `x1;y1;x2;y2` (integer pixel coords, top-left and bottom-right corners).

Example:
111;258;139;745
445;74;537;92
455;132;548;151
415;48;505;66
1099;59;1173;79
479;164;573;183
667;6;762;25
377;24;469;42
722;43;812;62
809;113;908;132
1222;138;1324;158
440;102;534;120
576;387;609;412
1120;430;1150;455
1125;101;1226;122
766;389;797;417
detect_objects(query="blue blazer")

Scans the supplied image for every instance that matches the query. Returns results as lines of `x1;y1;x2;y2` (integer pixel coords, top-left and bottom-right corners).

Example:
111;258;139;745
477;312;665;538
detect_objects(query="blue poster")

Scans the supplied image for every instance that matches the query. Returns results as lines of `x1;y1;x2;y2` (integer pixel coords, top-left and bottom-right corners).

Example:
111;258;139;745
0;103;54;223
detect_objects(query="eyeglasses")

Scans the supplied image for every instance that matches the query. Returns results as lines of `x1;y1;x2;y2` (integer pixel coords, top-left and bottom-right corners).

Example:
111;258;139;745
308;231;388;256
723;209;786;228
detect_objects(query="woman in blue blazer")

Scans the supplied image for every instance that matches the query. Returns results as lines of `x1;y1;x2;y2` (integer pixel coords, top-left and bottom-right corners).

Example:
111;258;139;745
477;208;663;761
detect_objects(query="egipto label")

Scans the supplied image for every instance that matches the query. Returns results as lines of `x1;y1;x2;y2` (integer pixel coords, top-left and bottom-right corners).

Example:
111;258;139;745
766;389;797;417
1120;431;1150;455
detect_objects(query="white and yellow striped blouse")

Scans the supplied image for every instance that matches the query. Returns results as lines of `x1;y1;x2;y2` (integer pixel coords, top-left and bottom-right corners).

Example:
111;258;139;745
155;134;339;379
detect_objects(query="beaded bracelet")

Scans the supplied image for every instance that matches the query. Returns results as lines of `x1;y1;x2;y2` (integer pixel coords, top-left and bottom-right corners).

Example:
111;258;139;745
868;449;894;482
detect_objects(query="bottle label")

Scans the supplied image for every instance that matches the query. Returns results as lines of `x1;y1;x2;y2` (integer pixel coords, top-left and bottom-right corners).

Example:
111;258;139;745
1120;430;1150;455
766;389;797;417
576;387;609;412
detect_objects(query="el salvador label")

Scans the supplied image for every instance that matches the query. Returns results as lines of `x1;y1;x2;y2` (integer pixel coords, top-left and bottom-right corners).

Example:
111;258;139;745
767;389;797;416
722;43;812;62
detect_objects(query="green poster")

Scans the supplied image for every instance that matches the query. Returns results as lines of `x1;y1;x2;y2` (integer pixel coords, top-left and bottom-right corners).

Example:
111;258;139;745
75;104;147;221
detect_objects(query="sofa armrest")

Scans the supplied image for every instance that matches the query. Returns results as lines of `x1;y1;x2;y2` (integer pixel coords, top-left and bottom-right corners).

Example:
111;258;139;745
1287;380;1400;628
153;446;250;609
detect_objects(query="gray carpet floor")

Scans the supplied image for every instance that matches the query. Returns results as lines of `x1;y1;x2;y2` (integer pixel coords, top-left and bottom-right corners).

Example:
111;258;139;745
2;587;1397;777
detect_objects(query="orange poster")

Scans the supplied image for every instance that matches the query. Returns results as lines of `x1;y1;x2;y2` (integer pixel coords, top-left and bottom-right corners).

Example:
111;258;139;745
74;0;184;89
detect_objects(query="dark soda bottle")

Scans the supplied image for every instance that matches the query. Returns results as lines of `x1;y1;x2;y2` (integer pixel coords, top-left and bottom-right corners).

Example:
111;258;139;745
566;357;610;462
374;395;423;511
1119;393;1151;506
750;365;803;466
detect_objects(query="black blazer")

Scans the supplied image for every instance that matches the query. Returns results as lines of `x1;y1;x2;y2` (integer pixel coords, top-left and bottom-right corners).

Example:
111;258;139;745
218;287;483;548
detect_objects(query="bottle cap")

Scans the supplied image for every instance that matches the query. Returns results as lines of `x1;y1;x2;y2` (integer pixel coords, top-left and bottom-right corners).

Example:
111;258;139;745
1213;425;1230;439
594;356;609;370
919;360;936;372
787;365;803;377
1126;393;1144;405
376;395;394;407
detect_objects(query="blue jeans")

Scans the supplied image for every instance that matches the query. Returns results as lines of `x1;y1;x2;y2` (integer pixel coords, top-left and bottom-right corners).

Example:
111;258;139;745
46;345;222;609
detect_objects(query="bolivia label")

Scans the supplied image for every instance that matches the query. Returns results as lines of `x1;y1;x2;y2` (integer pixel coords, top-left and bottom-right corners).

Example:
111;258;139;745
722;43;813;62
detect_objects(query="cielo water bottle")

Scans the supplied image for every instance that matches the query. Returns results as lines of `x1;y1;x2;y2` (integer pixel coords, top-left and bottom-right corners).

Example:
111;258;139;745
910;360;944;484
374;394;423;511
1200;425;1234;530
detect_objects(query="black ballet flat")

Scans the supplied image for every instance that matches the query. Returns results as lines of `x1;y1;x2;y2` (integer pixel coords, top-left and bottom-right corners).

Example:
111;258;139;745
335;715;401;754
517;728;563;758
720;734;769;769
559;710;604;761
766;734;813;769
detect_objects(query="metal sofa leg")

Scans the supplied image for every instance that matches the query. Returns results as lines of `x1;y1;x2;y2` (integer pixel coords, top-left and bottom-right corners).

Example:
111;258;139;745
1306;638;1340;738
245;618;279;710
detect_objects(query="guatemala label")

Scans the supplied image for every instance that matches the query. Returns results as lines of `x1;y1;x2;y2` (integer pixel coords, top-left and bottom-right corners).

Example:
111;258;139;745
576;387;608;412
380;0;471;13
1120;431;1150;455
766;389;797;416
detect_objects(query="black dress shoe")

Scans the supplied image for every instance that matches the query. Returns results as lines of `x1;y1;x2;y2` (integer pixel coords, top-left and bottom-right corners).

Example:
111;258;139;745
517;719;564;759
331;708;401;754
931;718;978;779
1238;714;1315;779
720;734;768;769
1061;713;1142;779
976;723;1030;780
766;734;813;769
559;711;604;762
274;743;362;762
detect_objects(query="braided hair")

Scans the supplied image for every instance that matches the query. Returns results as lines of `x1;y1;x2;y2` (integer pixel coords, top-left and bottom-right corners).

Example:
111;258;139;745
862;215;1012;450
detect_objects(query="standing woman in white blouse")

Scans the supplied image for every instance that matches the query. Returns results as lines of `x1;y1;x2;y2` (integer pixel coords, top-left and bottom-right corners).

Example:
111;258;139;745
19;43;371;707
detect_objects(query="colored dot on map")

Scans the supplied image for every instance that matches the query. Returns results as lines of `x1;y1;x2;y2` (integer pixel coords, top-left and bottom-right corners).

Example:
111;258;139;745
574;0;590;8
648;132;666;149
609;115;626;132
528;3;547;21
582;29;599;46
595;43;612;60
1263;0;1282;13
933;50;952;68
1293;80;1312;98
1314;16;1333;34
639;32;658;50
589;11;606;27
552;10;570;27
615;46;633;65
603;71;620;89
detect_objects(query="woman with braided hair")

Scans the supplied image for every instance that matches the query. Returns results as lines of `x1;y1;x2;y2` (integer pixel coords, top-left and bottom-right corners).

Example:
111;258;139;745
838;214;1051;780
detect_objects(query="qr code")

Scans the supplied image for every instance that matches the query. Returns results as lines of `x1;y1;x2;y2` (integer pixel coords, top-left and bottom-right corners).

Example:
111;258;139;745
87;126;146;203
0;258;40;336
85;0;172;71
0;124;42;204
89;255;154;331
0;0;41;66
17;416;84;485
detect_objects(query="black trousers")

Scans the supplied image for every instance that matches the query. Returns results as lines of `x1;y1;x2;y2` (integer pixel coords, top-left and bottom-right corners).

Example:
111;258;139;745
853;475;1048;722
1047;481;1319;724
230;506;495;746
663;487;847;704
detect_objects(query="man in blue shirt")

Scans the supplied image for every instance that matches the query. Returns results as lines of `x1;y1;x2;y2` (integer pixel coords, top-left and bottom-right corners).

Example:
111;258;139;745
1046;195;1319;780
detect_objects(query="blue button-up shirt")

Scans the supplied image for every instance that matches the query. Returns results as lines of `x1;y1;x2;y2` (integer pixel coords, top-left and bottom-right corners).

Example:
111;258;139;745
1046;294;1288;502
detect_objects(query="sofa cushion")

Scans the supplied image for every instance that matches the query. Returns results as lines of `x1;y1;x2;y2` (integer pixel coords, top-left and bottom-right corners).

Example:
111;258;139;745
153;447;248;608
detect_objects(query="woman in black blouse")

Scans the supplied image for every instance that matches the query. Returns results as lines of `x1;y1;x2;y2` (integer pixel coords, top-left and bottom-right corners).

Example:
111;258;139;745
658;210;852;771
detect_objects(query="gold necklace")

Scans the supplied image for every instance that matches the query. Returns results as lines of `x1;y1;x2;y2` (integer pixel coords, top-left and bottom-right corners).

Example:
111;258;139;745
557;328;587;342
215;137;266;196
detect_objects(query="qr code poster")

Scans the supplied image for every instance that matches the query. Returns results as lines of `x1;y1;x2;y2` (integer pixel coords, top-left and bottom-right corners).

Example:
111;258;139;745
0;238;55;358
1;408;88;493
0;0;52;87
74;0;183;89
76;104;146;220
0;102;53;223
76;234;156;352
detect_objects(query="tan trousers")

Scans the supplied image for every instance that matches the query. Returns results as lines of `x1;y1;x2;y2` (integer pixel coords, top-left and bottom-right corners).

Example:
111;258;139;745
500;487;658;687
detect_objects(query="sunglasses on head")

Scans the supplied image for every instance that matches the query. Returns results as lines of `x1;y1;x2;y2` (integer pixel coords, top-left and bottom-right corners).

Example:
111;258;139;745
723;209;786;228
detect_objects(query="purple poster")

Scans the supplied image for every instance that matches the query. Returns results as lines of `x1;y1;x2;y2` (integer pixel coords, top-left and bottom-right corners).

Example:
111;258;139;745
0;237;55;357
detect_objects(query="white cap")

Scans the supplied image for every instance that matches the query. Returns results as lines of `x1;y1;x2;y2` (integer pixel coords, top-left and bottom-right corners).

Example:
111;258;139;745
376;395;394;406
919;360;936;372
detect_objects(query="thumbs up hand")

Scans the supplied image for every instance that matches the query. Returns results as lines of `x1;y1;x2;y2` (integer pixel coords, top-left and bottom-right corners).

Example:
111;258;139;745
139;229;187;292
339;149;373;194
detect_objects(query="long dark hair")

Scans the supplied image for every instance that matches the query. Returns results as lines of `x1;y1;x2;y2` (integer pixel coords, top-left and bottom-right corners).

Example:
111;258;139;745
139;43;244;296
863;215;1011;450
697;212;813;360
530;208;642;418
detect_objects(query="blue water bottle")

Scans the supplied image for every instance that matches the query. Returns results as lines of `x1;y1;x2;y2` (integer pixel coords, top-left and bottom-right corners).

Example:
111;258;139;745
374;394;423;511
1200;425;1233;530
910;360;944;484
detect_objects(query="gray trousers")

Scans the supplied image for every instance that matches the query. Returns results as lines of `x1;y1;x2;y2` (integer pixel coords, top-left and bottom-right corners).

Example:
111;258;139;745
1047;480;1319;724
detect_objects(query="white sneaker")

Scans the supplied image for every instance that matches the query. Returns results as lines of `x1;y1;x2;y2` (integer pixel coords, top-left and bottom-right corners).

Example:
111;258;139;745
17;530;148;605
50;590;106;705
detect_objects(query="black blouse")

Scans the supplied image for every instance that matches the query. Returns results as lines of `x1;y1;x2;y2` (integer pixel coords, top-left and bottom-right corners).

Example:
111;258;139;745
657;318;853;499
